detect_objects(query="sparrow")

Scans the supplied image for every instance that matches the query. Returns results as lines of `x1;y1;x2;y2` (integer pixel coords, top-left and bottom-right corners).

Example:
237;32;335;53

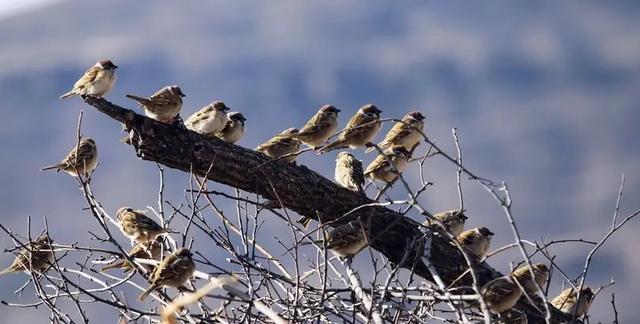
424;209;468;237
101;237;163;273
293;105;340;148
551;287;594;318
323;220;368;258
60;60;118;99
318;104;382;153
335;152;365;195
214;112;246;144
363;146;411;183
456;227;494;259
116;207;168;245
41;138;98;177
255;128;302;163
511;263;549;294
481;275;523;314
139;248;195;301
126;85;185;124
185;101;231;136
0;234;54;276
366;111;425;153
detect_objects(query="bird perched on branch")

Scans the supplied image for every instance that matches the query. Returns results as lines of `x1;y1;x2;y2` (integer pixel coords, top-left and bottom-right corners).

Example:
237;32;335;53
185;101;231;136
512;263;549;294
215;112;246;144
126;85;185;124
551;287;594;319
318;104;382;153
0;234;54;276
366;111;425;153
335;152;365;195
139;248;195;301
101;237;163;273
292;105;341;148
256;128;302;163
60;60;117;99
457;227;494;258
323;220;368;258
41;138;98;177
481;274;523;314
424;209;467;236
364;146;411;183
116;207;168;245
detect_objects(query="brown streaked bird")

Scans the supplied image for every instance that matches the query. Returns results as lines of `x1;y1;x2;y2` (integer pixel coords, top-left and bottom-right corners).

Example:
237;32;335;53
457;227;494;258
126;85;185;124
116;207;168;245
215;112;246;144
512;263;549;294
318;104;382;153
60;60;118;99
324;220;368;258
0;234;54;276
41;138;98;177
366;111;425;153
101;237;163;273
255;128;302;163
363;146;411;183
551;287;594;318
293;105;341;148
185;101;231;136
335;152;365;195
424;209;468;237
481;275;523;314
139;248;195;301
298;153;365;227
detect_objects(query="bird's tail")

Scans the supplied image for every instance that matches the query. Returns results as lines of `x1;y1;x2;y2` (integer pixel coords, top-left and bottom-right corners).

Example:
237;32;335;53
357;186;367;197
317;140;345;154
59;90;76;99
100;261;126;272
41;164;62;172
139;284;157;301
125;94;149;106
298;239;323;247
296;216;313;228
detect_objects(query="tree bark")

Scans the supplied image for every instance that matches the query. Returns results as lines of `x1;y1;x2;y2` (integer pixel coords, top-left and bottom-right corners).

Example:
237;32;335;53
82;96;570;323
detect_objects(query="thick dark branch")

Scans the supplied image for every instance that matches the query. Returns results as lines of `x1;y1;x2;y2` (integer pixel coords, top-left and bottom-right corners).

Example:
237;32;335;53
83;96;568;323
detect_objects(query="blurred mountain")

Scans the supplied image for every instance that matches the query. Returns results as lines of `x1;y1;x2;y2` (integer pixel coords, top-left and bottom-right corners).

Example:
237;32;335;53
1;0;639;322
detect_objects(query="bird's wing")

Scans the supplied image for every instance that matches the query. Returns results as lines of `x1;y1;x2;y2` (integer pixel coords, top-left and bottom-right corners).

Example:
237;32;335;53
483;278;517;300
458;231;476;245
349;158;365;186
384;123;413;143
72;66;100;90
339;114;375;140
185;109;211;125
134;213;164;232
257;135;296;151
326;227;363;250
364;155;391;175
297;115;331;136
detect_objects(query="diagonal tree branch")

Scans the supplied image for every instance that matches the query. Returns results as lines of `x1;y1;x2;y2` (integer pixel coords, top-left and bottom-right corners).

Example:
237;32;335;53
82;96;570;323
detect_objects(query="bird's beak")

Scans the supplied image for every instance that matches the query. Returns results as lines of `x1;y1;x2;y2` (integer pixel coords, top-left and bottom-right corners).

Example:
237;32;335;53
335;108;341;113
